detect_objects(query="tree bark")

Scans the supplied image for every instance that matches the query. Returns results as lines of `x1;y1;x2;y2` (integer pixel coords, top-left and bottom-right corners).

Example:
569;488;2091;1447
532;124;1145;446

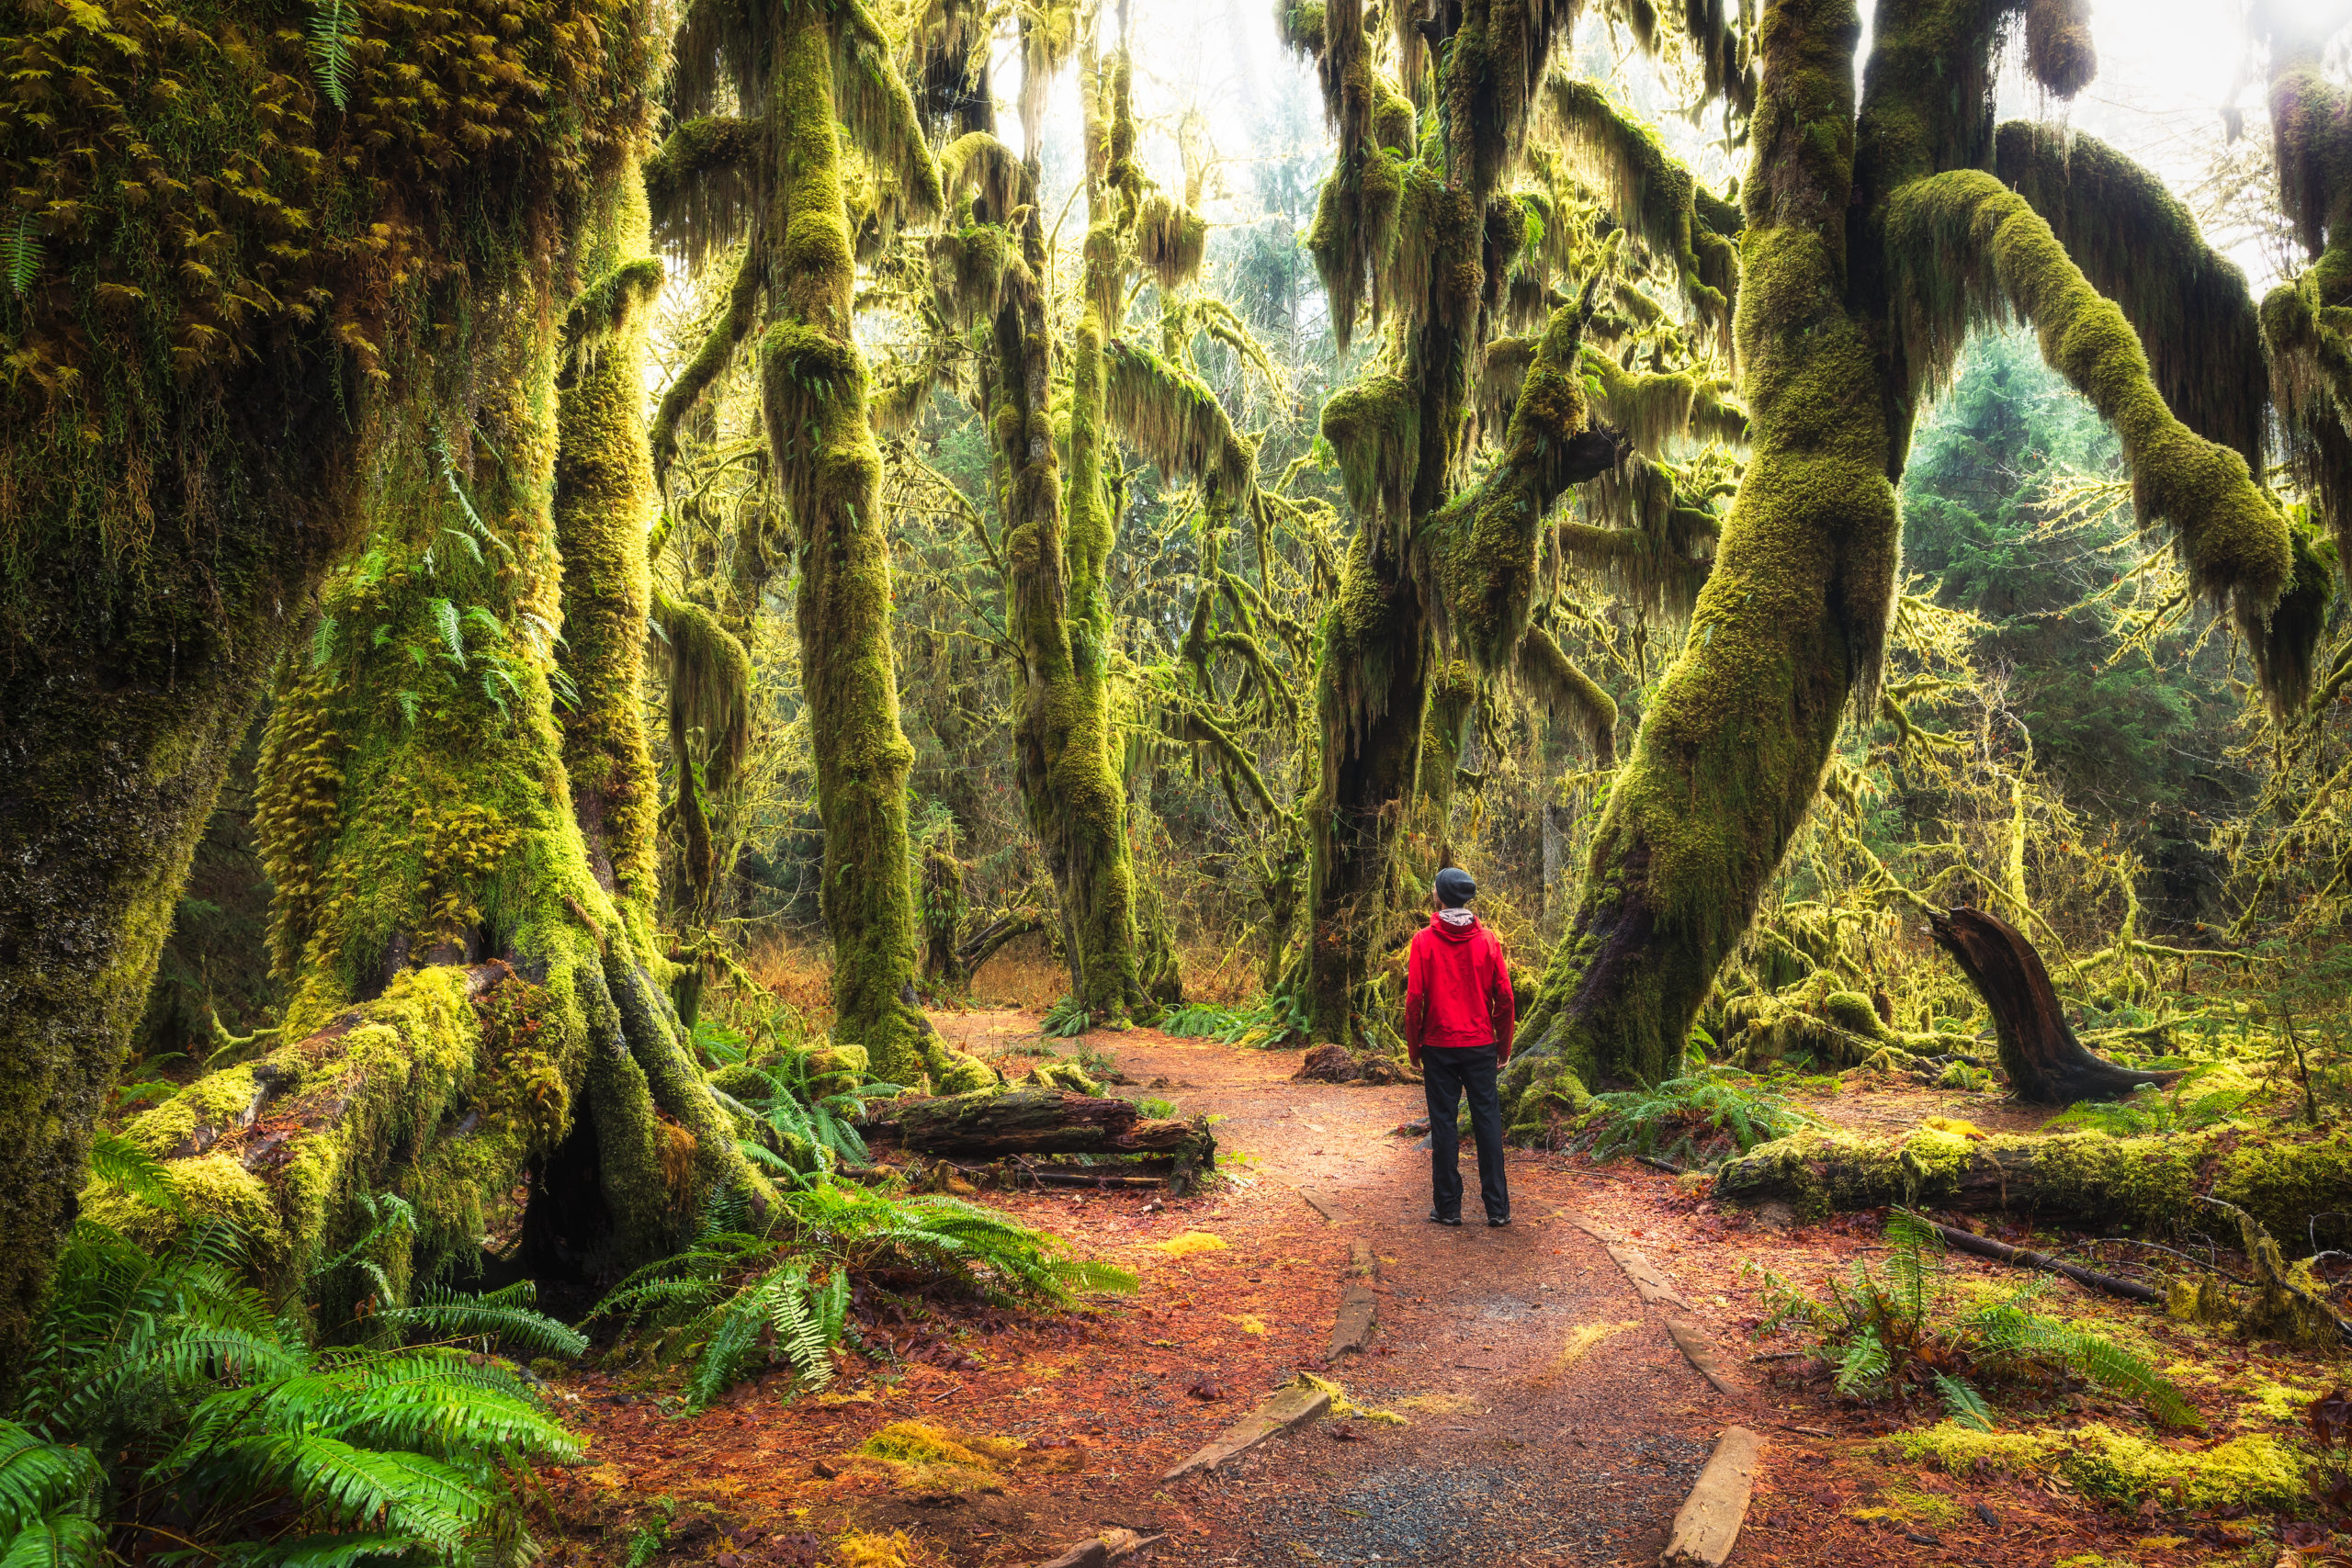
987;29;1155;1026
1505;0;1896;1112
1928;907;2175;1104
0;0;650;1371
758;5;986;1093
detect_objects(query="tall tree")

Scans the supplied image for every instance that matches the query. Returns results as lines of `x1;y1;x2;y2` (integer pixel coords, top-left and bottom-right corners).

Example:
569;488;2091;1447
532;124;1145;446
0;0;658;1371
1282;0;1634;1045
646;0;992;1089
96;130;763;1313
1507;0;2315;1114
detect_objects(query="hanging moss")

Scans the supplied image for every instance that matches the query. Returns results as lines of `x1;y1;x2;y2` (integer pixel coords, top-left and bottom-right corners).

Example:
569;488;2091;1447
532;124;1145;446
1321;373;1421;550
1103;339;1256;507
2021;0;2097;97
1994;122;2266;472
644;115;760;267
1883;168;2300;705
1543;76;1736;337
1581;345;1750;456
1516;626;1617;764
1136;192;1208;294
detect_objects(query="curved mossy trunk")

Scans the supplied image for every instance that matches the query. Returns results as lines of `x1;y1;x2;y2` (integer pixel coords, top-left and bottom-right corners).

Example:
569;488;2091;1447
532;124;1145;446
758;5;986;1091
0;0;651;1373
106;170;762;1311
1505;0;2298;1123
1507;0;1894;1116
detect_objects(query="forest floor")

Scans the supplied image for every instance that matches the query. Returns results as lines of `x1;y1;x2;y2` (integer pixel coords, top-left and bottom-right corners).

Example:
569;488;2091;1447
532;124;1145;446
540;1013;2352;1568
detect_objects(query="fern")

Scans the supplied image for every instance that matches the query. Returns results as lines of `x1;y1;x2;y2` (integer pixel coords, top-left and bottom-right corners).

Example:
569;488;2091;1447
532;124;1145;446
1749;1209;2201;1431
305;0;356;109
586;1177;1136;1409
1933;1371;1996;1432
371;1282;586;1359
82;1130;179;1213
0;1217;582;1565
1040;996;1091;1038
1589;1068;1820;1166
0;213;41;299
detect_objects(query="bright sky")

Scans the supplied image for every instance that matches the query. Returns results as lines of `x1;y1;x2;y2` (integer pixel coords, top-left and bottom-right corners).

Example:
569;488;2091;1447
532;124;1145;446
1052;0;2345;292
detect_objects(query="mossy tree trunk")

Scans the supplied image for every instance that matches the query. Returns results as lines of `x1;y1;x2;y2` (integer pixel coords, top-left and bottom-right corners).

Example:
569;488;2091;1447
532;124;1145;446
756;2;989;1091
644;0;989;1090
1506;0;2303;1120
1289;0;1622;1050
102;143;764;1313
0;0;655;1373
556;166;667;919
989;33;1154;1026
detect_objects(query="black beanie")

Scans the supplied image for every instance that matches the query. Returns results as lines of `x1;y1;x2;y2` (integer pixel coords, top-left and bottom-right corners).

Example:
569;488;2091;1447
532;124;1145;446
1434;866;1476;908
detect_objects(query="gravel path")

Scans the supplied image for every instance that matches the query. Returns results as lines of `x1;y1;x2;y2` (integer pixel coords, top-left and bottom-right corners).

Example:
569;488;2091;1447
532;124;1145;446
990;1022;1758;1567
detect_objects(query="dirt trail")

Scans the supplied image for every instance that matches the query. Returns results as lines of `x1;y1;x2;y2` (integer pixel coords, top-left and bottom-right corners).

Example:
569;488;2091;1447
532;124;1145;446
936;1014;1756;1565
548;1015;1760;1568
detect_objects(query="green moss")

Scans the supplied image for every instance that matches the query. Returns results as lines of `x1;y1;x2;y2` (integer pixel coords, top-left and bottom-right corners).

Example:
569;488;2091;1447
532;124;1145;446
1890;1421;2308;1513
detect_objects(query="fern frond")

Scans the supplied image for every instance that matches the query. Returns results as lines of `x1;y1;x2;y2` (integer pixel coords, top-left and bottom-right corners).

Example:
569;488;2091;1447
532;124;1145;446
375;1286;586;1360
0;1513;107;1568
1932;1371;1996;1432
84;1130;180;1213
1833;1325;1891;1396
305;0;355;109
0;1427;99;1538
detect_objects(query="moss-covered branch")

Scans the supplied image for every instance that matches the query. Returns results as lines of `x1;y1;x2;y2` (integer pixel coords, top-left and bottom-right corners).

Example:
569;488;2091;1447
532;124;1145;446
650;230;765;492
1993;121;2266;471
644;116;761;259
1542;75;1739;337
1515;625;1617;765
1883;167;2304;706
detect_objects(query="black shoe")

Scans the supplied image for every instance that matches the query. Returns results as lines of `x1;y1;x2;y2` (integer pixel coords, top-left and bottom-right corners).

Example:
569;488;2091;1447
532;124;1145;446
1487;1214;1511;1228
1427;1212;1462;1226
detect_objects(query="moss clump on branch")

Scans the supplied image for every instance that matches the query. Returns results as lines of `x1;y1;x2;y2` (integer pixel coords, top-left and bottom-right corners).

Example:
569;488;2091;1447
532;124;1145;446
1136;193;1208;294
1516;626;1617;765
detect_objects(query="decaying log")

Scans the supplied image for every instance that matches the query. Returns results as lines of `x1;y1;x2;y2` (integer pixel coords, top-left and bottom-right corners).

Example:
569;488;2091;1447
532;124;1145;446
865;1088;1215;1160
1716;1122;2352;1243
1928;907;2176;1105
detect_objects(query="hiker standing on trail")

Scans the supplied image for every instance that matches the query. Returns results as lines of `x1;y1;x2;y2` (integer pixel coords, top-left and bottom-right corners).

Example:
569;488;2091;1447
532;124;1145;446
1403;866;1514;1228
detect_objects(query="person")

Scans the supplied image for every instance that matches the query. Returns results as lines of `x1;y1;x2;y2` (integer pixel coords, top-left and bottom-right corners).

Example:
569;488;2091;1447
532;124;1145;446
1402;865;1514;1227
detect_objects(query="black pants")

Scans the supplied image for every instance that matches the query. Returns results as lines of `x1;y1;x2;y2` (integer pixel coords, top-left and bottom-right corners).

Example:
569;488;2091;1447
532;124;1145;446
1422;1045;1508;1221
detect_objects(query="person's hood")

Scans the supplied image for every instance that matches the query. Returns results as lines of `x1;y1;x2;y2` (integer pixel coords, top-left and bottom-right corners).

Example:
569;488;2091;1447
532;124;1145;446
1429;908;1480;942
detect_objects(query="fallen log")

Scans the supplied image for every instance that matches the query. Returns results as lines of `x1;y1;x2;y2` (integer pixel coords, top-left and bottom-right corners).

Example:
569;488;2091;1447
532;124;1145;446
1928;907;2177;1104
864;1089;1215;1160
1925;1219;2161;1304
1716;1122;2352;1244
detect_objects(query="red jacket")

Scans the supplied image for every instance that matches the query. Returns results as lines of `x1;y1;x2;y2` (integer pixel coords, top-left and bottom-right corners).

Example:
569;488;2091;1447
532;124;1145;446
1403;911;1515;1053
